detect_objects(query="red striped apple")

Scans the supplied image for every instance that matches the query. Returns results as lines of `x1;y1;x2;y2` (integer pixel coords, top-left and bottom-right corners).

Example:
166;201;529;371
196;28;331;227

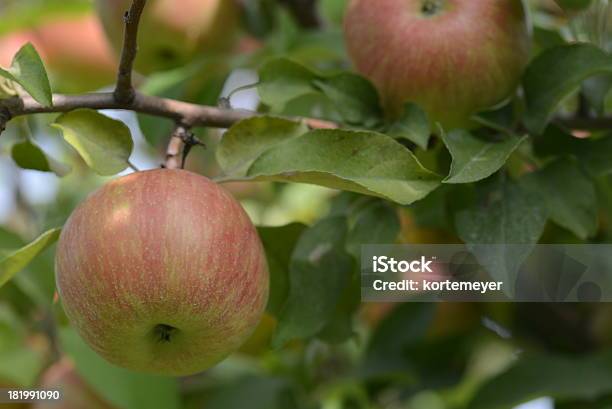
95;0;239;74
343;0;531;128
55;169;269;376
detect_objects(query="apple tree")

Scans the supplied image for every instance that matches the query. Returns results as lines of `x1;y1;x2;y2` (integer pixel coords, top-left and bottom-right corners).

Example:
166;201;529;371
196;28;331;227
0;0;612;408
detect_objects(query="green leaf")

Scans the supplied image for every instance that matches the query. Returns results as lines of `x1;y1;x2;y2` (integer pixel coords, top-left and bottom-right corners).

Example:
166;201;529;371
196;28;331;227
217;117;309;177
313;72;382;126
257;58;381;125
51;109;134;176
442;131;526;184
11;140;50;172
0;305;45;387
469;352;612;409
362;303;436;379
0;43;52;106
0;347;44;387
583;74;612;115
11;140;71;176
533;27;566;51
0;228;61;288
554;0;593;11
247;129;442;205
258;58;318;112
386;102;430;150
523;159;598;239
273;216;353;347
59;327;181;409
455;177;548;286
472;102;519;136
533;126;612;176
206;376;296;409
218;117;441;205
581;135;612;176
257;223;307;316
346;200;400;258
523;44;612;134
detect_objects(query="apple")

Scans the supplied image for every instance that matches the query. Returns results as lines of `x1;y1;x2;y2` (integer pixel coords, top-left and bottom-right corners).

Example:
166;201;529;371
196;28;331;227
0;31;45;68
343;0;531;128
55;169;269;376
32;358;114;409
33;14;117;93
95;0;240;74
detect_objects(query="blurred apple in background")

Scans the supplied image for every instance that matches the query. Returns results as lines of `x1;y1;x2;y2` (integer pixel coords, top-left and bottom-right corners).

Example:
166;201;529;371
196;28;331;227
33;358;115;409
33;14;117;93
344;0;531;128
95;0;240;74
0;14;117;93
0;31;44;68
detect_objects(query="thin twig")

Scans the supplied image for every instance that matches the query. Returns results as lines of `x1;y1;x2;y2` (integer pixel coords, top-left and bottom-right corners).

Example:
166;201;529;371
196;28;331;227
0;92;339;130
114;0;147;104
165;125;188;170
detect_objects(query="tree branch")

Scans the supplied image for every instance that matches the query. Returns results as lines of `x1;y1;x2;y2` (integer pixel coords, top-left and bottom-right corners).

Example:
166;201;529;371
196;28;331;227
114;0;147;104
0;92;338;130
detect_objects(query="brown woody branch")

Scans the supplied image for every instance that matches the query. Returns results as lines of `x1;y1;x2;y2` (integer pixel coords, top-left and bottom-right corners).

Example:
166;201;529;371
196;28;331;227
165;124;189;170
0;92;337;130
1;91;609;134
114;0;147;103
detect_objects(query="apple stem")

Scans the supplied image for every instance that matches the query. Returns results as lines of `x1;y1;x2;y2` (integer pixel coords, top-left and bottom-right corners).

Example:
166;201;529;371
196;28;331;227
164;124;206;169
